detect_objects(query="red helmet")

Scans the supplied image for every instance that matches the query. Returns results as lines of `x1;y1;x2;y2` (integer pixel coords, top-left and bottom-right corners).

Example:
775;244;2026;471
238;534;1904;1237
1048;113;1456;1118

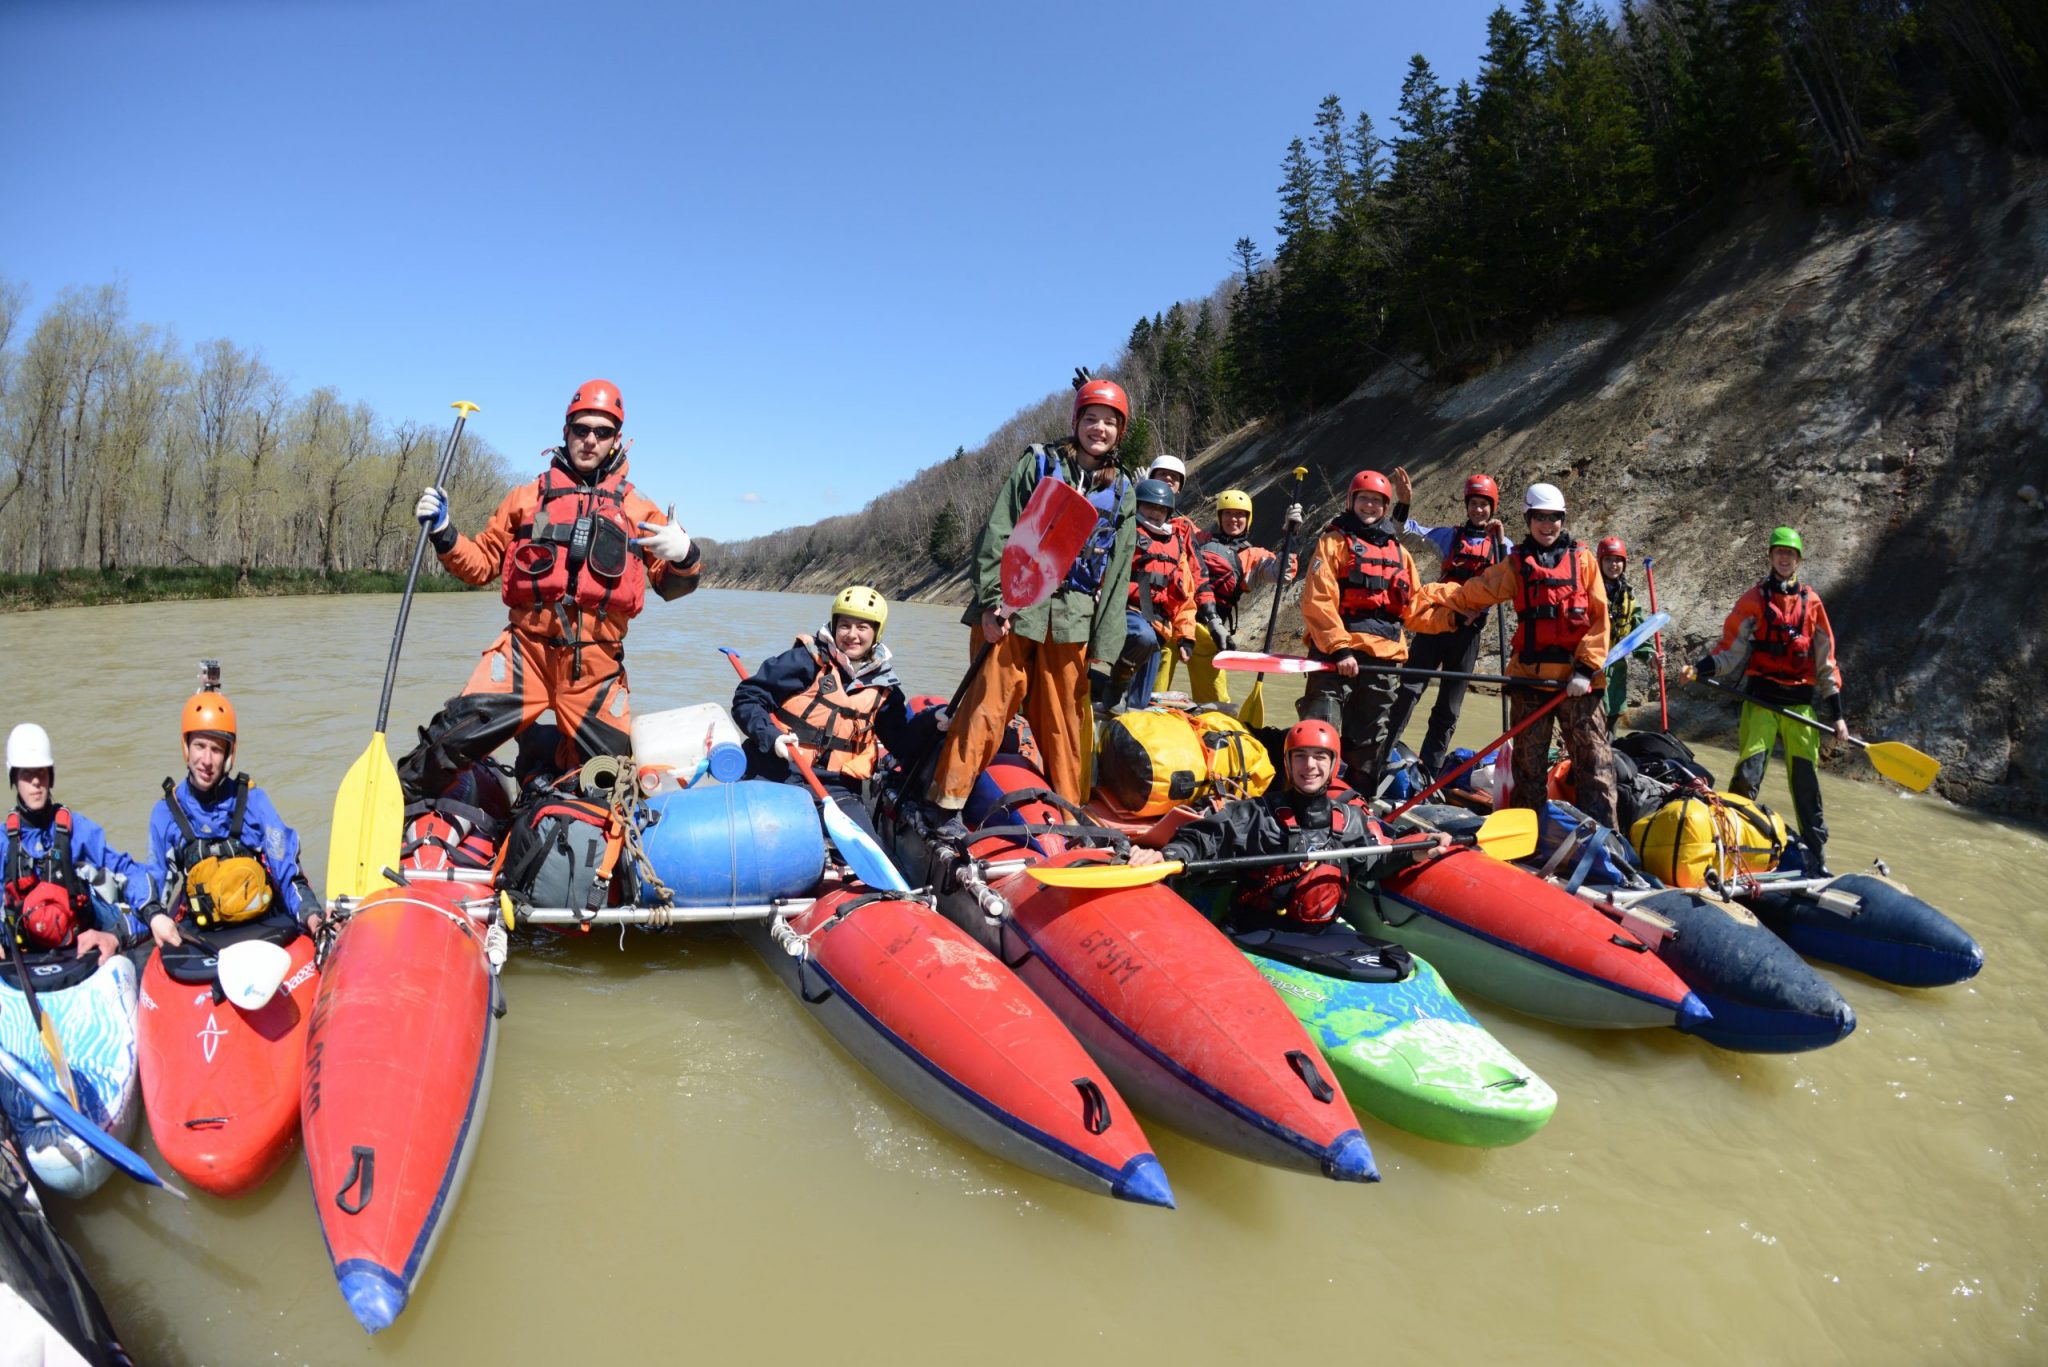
1072;380;1129;438
1349;470;1392;501
1463;474;1499;504
17;882;78;950
567;379;624;427
1283;719;1341;757
1597;536;1628;561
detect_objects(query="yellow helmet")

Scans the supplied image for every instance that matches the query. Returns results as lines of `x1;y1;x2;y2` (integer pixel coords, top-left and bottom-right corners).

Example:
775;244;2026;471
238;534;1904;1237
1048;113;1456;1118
831;584;889;637
1216;489;1254;525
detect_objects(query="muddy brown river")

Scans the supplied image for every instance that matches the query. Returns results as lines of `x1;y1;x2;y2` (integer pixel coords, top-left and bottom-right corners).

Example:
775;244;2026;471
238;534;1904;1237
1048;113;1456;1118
2;589;2040;1364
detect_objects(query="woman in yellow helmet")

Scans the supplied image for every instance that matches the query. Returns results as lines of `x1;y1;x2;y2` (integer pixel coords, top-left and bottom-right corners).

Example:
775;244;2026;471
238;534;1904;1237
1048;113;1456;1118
731;585;913;843
1172;487;1304;704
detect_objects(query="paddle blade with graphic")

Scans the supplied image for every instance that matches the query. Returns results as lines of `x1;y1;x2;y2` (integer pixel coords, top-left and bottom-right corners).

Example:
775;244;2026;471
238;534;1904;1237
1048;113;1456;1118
999;475;1100;612
0;1045;185;1197
328;732;403;901
1214;650;1332;674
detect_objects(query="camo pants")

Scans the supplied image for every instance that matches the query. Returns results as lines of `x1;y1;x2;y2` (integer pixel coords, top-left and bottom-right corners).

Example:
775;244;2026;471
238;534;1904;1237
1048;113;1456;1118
1509;688;1616;828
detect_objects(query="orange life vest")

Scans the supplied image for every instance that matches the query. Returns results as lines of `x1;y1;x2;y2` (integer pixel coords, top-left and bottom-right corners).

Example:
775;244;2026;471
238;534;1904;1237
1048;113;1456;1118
1750;580;1820;686
1441;523;1501;584
501;466;647;621
1336;530;1412;638
1513;541;1593;664
773;639;890;781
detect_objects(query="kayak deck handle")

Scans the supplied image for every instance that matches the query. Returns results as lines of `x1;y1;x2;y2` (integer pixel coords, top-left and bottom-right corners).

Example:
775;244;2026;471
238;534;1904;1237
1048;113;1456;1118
1286;1049;1336;1104
336;1145;376;1214
1073;1077;1112;1136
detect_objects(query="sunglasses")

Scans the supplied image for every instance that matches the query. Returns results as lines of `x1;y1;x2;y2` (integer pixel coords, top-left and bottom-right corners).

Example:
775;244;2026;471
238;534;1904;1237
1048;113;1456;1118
569;422;618;440
1528;512;1564;524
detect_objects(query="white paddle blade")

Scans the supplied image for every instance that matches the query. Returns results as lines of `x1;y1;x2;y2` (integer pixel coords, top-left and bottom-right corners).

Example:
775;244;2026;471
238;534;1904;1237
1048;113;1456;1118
218;940;292;1010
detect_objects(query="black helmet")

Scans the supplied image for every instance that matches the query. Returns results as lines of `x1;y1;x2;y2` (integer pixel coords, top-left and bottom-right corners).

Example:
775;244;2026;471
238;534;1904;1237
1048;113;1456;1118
1134;478;1176;514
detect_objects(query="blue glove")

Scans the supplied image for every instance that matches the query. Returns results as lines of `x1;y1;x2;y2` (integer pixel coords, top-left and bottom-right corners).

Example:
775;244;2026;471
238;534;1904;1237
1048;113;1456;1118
415;486;449;534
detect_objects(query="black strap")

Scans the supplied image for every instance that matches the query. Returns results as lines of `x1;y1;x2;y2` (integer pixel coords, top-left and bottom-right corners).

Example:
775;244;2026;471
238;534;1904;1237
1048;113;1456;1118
335;1145;375;1214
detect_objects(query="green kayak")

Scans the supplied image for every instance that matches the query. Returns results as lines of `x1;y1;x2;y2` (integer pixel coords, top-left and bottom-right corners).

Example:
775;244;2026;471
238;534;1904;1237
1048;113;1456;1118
1243;944;1557;1148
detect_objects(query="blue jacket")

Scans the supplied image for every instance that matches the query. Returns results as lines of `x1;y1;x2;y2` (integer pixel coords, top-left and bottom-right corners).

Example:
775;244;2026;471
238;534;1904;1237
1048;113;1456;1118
732;630;912;789
147;777;316;921
2;803;150;940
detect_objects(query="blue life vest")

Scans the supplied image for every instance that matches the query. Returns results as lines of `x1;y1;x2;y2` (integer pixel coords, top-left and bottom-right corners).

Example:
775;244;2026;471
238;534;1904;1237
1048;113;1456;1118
1034;446;1128;596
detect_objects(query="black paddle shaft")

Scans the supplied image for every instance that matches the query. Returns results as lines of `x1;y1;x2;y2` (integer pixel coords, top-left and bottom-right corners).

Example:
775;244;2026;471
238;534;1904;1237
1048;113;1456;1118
1257;469;1309;654
374;408;474;732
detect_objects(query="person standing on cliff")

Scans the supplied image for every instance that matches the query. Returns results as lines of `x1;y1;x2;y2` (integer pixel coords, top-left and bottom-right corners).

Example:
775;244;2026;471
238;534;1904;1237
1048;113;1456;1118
1411;482;1617;827
1680;526;1848;875
1383;467;1513;779
396;380;702;799
1297;470;1435;796
927;379;1137;834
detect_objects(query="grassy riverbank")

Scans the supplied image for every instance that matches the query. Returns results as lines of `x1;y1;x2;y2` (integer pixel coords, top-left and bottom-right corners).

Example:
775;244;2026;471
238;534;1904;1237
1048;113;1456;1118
0;566;479;613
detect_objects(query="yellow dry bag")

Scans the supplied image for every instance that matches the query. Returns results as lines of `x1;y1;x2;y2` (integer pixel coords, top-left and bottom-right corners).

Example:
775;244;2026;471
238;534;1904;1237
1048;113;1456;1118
185;855;275;927
1628;791;1789;889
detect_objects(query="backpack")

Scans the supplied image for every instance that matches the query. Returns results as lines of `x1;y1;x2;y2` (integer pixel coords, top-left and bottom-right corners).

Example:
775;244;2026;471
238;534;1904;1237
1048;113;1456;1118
494;785;630;914
1613;729;1715;790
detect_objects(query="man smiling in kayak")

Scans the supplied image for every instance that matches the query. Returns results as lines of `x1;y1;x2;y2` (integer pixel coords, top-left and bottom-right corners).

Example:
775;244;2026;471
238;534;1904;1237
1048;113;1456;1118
142;670;323;948
398;380;701;799
3;724;149;963
1128;719;1449;931
1682;526;1849;875
928;378;1136;827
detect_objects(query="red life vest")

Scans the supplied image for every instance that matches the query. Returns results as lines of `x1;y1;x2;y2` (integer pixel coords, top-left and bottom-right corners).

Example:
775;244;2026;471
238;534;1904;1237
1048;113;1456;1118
1513;541;1594;664
501;466;648;621
1441;523;1500;584
1750;581;1819;686
5;807;91;949
773;639;891;781
1336;529;1412;637
1197;532;1250;609
1126;523;1185;618
1235;792;1373;925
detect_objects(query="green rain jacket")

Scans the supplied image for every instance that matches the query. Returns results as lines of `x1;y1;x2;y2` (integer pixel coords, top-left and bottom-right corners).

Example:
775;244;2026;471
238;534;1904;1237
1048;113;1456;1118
960;440;1137;664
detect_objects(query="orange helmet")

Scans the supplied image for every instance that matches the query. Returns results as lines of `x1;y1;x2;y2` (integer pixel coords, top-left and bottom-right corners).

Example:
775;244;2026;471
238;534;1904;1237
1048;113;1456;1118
1283;719;1340;757
567;379;624;427
1463;474;1499;504
181;690;237;752
1071;380;1129;439
1349;470;1393;501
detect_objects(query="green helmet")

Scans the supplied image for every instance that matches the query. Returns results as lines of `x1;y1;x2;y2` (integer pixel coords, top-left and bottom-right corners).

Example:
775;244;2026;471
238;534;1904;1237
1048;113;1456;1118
1768;526;1804;555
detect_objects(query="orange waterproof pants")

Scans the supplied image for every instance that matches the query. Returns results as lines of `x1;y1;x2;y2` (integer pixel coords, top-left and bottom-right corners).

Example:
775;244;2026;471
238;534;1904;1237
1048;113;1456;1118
928;629;1091;808
397;628;633;799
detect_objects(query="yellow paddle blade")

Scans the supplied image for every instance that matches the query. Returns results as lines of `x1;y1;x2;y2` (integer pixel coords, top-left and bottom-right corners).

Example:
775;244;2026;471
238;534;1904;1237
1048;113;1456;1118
38;1017;80;1110
1027;860;1183;889
1239;677;1267;729
1471;806;1539;861
1864;740;1939;793
327;731;403;901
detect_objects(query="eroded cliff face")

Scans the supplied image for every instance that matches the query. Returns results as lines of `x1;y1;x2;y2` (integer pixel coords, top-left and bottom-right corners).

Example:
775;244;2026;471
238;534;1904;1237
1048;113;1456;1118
1202;117;2047;814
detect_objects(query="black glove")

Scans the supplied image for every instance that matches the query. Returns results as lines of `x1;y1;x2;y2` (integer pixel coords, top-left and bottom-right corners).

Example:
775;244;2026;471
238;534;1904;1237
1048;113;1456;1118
1692;656;1716;681
1199;607;1231;653
1072;366;1092;390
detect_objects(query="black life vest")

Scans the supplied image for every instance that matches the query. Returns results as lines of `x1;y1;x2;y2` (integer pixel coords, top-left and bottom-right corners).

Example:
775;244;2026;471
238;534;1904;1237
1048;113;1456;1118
1751;580;1819;686
1235;791;1371;918
1512;540;1594;664
1336;527;1413;638
1441;523;1501;584
501;463;648;621
3;807;91;919
160;775;261;873
772;639;891;782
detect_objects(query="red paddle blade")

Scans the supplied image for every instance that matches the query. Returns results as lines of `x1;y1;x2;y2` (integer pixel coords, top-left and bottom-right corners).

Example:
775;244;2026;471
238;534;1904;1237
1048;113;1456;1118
1000;475;1100;611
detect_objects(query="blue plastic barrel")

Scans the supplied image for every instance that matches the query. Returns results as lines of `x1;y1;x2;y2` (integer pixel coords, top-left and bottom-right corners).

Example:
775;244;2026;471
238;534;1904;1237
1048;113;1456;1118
640;780;825;906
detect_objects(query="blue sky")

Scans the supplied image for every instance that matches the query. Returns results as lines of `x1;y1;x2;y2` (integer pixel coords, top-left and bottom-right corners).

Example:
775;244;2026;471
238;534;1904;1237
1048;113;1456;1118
2;0;1504;541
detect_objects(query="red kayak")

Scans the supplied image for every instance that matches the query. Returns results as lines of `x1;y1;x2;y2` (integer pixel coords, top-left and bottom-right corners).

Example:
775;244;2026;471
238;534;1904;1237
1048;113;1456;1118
746;885;1172;1204
302;877;500;1334
881;757;1375;1182
137;918;318;1198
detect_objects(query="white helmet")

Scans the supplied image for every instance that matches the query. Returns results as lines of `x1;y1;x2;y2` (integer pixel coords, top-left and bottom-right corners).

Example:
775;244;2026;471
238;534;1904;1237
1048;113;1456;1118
6;723;54;782
1148;454;1188;481
1525;482;1567;514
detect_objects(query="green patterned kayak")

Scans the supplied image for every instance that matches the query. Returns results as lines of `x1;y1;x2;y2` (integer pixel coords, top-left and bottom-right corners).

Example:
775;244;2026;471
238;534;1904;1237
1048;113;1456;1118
1244;947;1557;1148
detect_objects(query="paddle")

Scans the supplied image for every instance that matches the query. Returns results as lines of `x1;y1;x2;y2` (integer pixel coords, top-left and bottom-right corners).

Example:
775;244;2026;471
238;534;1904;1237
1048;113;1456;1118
1388;611;1672;821
328;401;479;902
1643;555;1669;729
1240;466;1308;730
1213;651;1571;691
1495;604;1511;729
1696;677;1939;792
0;915;80;1109
1025;805;1539;889
719;646;911;892
0;1044;185;1197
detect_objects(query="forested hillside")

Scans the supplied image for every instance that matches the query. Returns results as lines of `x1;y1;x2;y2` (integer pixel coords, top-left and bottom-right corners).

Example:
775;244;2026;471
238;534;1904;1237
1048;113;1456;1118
0;280;511;584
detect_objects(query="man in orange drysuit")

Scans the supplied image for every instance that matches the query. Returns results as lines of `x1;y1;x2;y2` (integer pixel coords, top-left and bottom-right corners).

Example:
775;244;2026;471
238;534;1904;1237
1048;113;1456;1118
397;379;701;799
926;379;1138;829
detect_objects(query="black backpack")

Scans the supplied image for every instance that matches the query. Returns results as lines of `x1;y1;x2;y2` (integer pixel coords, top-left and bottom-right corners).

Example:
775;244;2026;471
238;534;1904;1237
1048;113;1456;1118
494;784;630;914
1614;729;1716;791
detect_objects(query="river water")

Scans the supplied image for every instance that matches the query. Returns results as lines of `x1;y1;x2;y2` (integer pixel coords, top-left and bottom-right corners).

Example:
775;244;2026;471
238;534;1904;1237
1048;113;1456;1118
2;588;2041;1365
